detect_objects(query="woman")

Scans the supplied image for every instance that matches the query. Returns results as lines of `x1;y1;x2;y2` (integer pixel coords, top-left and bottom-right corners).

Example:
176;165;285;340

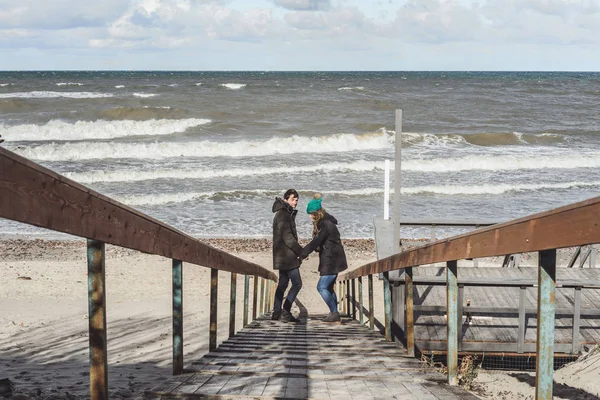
300;193;348;322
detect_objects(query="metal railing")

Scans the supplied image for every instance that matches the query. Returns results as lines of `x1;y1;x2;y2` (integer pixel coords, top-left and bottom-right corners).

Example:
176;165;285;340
0;147;277;400
337;195;600;400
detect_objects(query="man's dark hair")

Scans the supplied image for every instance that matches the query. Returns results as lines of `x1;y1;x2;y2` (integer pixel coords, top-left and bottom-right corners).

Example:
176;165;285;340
283;189;299;200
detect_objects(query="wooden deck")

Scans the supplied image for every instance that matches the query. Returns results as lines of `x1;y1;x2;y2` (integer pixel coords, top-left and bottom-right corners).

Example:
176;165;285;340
144;314;479;399
405;267;600;352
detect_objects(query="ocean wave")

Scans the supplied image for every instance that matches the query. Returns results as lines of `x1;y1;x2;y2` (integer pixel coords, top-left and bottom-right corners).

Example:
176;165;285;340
402;153;600;172
0;91;113;99
2;118;211;142
132;93;158;98
15;131;391;161
220;83;246;90
0;83;12;87
116;188;382;206
65;160;384;183
97;106;188;121
115;85;125;89
56;82;83;86
338;86;365;91
0;99;33;112
195;83;203;86
404;181;600;195
115;182;600;206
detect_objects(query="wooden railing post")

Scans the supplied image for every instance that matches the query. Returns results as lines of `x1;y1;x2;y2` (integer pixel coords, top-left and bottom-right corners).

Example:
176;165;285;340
252;275;258;321
518;286;526;354
351;279;356;319
383;272;392;341
368;275;374;330
259;278;265;317
536;249;557;400
229;273;237;338
209;268;218;351
572;287;581;354
87;239;108;400
358;276;364;325
172;259;183;375
405;267;414;356
446;260;458;386
243;275;250;326
342;281;348;316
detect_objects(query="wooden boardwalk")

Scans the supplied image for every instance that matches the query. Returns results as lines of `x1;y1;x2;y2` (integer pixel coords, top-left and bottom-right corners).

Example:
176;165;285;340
144;314;479;399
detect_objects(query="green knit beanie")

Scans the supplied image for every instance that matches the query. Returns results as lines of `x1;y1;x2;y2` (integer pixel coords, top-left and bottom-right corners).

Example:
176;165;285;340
306;193;323;214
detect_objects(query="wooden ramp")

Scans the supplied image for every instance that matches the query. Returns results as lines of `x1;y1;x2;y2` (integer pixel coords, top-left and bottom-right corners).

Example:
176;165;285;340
144;314;479;399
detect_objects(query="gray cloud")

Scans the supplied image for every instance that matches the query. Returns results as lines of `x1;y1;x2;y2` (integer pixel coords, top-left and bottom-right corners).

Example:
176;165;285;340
274;0;331;11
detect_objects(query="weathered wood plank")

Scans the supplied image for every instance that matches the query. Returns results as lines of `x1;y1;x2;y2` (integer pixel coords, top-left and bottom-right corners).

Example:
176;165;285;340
0;147;276;280
341;195;600;280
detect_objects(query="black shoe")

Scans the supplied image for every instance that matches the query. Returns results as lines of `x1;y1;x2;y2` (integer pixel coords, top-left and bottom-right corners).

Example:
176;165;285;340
271;311;281;320
281;309;300;323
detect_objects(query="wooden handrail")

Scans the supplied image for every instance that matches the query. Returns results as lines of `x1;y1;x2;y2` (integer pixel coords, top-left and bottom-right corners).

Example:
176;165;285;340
0;147;276;281
341;196;600;280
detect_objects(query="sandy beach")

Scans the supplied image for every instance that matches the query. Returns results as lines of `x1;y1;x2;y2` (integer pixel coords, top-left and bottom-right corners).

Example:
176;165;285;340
1;238;599;399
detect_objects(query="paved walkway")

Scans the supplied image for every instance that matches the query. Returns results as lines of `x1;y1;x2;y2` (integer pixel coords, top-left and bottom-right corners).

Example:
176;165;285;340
144;314;480;399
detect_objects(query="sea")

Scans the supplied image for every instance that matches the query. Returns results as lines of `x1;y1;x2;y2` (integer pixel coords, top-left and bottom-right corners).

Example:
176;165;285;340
1;71;599;240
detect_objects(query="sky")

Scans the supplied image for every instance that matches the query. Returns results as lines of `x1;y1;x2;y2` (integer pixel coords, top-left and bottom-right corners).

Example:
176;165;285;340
0;0;599;71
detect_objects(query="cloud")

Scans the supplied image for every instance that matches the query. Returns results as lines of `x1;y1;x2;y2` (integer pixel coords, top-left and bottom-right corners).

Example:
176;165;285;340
0;0;128;29
274;0;331;11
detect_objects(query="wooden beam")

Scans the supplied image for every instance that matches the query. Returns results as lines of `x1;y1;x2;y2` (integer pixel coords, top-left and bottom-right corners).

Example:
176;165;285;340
0;148;276;281
340;196;600;280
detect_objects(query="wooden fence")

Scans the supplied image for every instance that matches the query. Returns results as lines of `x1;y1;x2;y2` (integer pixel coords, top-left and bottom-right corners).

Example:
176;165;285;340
0;147;278;400
338;195;600;400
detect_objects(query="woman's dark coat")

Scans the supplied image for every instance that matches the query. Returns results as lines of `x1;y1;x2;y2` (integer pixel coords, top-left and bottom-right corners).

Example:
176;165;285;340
300;213;348;276
272;197;303;271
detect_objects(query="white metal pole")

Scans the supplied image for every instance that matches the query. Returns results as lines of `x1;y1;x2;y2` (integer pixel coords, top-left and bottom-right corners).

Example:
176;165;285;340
384;159;390;220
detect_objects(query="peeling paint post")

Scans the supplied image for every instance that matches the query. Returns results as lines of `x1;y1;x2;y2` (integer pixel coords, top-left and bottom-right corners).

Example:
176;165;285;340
405;266;414;356
536;249;556;400
172;259;183;375
87;239;108;400
368;275;374;330
446;260;458;386
209;268;218;351
383;272;392;341
243;275;250;326
229;273;237;338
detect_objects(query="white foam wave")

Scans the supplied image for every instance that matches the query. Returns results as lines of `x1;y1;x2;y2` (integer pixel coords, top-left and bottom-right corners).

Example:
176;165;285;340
195;83;203;86
403;181;600;195
16;132;391;161
0;91;113;99
402;153;600;172
220;83;246;90
56;82;83;86
133;93;157;98
2;118;211;141
338;86;365;91
66;160;383;183
115;85;125;88
107;181;600;207
0;83;11;87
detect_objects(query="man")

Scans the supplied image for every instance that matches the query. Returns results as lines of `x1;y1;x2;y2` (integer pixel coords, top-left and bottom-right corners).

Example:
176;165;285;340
271;189;303;323
0;134;4;144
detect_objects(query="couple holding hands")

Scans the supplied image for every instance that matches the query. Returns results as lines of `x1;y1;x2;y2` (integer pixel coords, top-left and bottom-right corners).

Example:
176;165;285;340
271;189;348;323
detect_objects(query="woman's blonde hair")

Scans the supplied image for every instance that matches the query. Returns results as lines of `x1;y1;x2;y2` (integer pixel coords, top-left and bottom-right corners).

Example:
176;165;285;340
310;193;326;237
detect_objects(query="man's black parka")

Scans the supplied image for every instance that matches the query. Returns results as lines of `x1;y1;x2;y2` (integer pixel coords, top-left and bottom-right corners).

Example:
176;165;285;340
272;197;303;271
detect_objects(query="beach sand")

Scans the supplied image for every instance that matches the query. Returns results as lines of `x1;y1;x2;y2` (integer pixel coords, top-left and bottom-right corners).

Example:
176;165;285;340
1;238;599;399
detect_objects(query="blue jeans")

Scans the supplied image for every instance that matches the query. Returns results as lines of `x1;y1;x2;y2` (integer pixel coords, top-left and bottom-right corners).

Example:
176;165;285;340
273;268;302;313
317;274;339;313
